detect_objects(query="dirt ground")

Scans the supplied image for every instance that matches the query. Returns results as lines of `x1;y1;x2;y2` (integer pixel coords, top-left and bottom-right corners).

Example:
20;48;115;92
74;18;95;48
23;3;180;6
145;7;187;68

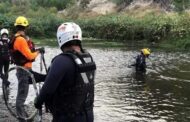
0;96;52;122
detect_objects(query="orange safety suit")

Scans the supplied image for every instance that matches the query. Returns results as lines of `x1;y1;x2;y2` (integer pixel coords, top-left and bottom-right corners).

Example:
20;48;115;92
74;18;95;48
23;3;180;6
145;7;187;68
13;33;39;68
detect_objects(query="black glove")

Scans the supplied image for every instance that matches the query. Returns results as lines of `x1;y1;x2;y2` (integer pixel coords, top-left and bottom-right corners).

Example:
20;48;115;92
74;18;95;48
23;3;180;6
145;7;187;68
37;47;45;54
34;97;42;109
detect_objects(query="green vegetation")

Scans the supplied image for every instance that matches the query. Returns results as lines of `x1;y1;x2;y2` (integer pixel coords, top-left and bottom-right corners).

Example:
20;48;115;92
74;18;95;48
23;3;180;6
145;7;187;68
77;13;190;50
0;0;75;10
32;38;57;47
111;0;133;5
173;0;190;11
0;0;190;49
32;37;126;48
159;36;190;50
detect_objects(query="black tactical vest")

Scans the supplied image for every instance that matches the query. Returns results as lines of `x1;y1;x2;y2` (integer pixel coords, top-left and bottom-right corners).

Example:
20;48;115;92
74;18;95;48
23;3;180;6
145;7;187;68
0;38;10;60
9;35;35;66
49;50;96;116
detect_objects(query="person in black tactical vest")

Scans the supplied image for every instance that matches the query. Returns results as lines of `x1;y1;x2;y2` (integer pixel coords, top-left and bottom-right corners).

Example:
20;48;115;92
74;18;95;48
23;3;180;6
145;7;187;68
0;28;10;79
34;22;96;122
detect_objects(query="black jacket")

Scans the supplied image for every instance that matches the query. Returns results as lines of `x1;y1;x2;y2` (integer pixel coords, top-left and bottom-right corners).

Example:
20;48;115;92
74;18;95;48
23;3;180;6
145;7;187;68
0;38;10;61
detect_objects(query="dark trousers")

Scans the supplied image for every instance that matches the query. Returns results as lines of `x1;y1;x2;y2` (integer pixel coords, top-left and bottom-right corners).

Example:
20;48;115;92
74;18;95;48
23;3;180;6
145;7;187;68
52;110;94;122
0;59;9;79
16;68;30;121
15;69;46;122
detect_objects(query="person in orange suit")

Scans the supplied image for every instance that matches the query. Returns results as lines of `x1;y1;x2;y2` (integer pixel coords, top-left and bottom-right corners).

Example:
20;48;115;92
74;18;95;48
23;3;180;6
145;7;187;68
10;16;44;121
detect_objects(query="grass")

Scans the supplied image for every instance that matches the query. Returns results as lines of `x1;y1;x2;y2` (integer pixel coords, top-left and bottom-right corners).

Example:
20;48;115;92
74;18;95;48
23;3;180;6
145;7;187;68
33;38;57;47
83;38;126;48
33;37;127;48
158;36;190;51
32;37;190;52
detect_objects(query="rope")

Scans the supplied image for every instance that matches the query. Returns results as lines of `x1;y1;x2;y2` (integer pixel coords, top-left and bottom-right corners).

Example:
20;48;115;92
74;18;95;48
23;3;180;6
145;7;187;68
41;53;48;73
37;53;45;122
2;66;39;121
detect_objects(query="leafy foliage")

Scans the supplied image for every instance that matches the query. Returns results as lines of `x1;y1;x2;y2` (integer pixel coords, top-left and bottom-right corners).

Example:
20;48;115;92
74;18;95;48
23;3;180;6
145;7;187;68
76;12;190;49
0;0;75;10
172;0;190;11
111;0;133;5
0;0;190;49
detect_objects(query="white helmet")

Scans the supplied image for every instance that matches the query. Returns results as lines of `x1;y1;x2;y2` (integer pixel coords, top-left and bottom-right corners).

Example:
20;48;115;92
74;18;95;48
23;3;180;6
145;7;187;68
57;22;82;48
0;28;9;36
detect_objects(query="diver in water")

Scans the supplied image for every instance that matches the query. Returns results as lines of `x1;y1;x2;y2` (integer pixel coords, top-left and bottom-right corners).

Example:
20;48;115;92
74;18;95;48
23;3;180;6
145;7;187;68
134;48;151;73
129;48;151;82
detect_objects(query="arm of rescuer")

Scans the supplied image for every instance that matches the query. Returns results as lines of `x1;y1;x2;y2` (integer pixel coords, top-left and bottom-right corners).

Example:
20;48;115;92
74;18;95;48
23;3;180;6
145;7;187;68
34;55;75;109
14;36;40;61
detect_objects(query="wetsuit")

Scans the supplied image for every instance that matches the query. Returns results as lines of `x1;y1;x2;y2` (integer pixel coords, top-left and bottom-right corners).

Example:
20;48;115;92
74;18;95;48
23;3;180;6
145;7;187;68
135;53;147;72
0;38;10;79
36;50;96;122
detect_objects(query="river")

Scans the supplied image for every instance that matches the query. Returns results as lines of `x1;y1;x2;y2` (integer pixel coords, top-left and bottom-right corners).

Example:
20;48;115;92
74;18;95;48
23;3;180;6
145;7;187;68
0;47;190;122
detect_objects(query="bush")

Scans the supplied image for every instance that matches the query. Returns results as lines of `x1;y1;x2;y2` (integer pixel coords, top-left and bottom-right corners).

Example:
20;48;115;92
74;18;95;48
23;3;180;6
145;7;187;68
0;0;190;49
78;14;172;42
76;12;190;48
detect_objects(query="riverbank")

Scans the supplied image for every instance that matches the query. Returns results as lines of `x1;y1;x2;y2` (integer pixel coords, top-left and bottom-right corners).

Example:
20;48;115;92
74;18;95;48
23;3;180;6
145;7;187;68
0;94;52;121
1;11;190;50
33;37;190;51
0;96;17;121
33;38;127;48
31;11;190;51
159;37;190;51
76;12;190;50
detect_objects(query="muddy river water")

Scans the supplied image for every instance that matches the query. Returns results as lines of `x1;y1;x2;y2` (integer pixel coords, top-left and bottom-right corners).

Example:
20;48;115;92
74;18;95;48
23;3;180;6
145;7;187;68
0;47;190;122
